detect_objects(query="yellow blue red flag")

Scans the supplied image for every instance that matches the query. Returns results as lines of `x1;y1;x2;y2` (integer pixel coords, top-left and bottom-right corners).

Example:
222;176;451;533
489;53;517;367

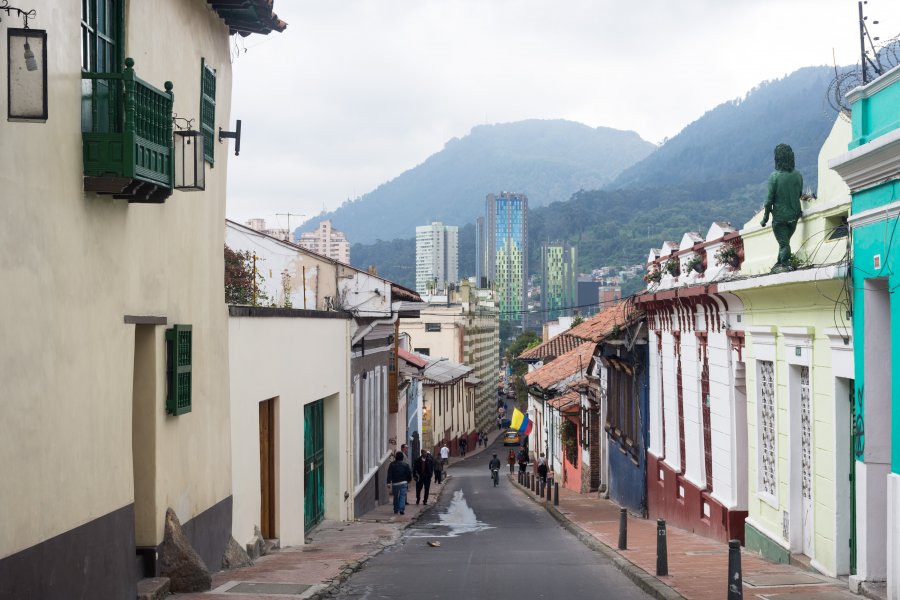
510;408;533;436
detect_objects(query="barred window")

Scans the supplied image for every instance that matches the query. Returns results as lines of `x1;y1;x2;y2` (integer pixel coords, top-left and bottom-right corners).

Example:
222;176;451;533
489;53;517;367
758;360;777;498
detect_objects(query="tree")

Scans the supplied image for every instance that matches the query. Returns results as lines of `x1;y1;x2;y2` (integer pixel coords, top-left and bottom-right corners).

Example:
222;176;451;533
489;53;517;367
224;245;268;306
505;330;541;377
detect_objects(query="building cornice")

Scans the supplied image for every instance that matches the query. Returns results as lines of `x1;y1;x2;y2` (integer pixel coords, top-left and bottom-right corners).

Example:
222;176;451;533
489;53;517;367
717;264;847;293
846;63;900;103
828;126;900;193
848;199;900;229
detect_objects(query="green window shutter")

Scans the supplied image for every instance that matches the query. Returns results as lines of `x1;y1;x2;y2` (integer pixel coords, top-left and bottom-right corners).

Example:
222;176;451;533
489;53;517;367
200;59;217;164
166;324;192;415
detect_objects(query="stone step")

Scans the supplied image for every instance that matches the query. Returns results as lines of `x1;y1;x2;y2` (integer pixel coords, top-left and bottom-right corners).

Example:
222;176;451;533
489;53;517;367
137;577;170;600
264;538;280;554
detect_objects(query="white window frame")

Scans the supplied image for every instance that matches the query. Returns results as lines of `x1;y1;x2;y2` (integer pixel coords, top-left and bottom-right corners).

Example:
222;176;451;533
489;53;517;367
750;326;778;508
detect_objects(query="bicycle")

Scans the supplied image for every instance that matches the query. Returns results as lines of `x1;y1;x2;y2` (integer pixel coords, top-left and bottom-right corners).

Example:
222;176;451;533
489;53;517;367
492;468;499;487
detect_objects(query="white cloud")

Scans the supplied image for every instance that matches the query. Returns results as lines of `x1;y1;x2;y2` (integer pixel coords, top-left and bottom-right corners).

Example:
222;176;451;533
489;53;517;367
227;0;900;229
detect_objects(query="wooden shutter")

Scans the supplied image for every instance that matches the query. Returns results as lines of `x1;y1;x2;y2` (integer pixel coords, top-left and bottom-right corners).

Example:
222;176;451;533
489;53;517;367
166;324;192;415
200;59;216;164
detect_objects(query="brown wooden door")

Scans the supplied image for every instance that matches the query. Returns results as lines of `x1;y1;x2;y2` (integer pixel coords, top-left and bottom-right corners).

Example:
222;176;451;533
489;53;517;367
259;399;276;539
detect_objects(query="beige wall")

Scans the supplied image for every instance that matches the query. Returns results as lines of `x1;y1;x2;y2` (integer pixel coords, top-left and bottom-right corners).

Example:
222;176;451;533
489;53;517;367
229;315;351;547
1;0;234;557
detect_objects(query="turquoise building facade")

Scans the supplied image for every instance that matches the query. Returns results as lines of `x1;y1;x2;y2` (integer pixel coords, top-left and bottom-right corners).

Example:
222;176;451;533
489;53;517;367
830;64;900;596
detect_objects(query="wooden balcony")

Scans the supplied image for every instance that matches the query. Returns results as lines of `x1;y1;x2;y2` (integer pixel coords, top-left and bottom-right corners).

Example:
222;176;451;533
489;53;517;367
82;58;174;203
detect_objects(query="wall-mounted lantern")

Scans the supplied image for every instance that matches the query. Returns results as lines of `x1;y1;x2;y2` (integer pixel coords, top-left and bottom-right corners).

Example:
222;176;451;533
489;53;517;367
174;128;206;191
7;27;46;122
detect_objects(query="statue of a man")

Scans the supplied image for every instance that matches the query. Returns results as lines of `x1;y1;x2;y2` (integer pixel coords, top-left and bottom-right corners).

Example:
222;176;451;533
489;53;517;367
760;143;803;272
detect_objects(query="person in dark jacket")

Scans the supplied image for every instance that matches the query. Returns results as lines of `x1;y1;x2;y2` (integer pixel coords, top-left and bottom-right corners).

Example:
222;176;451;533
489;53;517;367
387;452;412;515
413;450;435;504
537;460;549;485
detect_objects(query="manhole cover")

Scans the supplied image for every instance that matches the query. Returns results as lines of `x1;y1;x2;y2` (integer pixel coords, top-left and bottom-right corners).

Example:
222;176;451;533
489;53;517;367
227;582;311;595
744;573;827;587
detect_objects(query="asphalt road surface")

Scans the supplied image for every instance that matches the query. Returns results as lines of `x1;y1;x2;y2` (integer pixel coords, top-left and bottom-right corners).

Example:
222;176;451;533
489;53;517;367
332;439;652;600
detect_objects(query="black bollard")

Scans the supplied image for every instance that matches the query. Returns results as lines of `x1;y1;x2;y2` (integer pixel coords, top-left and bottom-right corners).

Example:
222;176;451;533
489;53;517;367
727;539;743;599
546;479;552;501
618;508;627;550
656;519;668;576
518;472;523;485
539;479;544;498
553;482;559;506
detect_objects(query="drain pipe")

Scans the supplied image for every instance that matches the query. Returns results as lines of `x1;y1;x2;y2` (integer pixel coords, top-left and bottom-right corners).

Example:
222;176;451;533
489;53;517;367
351;303;401;347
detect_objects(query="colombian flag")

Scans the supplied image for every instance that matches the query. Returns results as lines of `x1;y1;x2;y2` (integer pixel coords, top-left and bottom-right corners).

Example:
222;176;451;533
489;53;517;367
510;408;534;436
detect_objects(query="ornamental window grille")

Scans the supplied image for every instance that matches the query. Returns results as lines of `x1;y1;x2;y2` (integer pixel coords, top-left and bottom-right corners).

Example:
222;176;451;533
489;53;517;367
800;366;812;500
759;360;777;497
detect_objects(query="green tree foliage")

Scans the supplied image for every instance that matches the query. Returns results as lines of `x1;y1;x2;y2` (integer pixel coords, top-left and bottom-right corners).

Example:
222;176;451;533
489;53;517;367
505;330;541;377
224;245;268;306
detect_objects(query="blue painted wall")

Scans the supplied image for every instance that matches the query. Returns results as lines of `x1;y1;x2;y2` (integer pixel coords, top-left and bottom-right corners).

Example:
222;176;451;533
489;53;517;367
607;344;649;516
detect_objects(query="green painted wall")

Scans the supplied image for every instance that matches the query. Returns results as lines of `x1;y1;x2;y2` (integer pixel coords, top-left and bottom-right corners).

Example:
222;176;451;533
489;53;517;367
746;521;791;564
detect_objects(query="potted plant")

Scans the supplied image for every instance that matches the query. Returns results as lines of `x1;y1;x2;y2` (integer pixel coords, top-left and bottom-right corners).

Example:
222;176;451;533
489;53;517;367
683;255;704;274
643;266;662;285
715;243;740;268
664;257;680;277
559;420;578;465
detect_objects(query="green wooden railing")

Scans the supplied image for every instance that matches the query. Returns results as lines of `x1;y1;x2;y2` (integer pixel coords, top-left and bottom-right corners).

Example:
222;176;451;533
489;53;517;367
82;57;174;190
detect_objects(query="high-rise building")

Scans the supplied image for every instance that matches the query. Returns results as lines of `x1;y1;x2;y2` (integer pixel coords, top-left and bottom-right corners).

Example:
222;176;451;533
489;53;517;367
482;192;528;322
475;217;487;288
541;242;577;321
297;220;350;264
415;221;458;294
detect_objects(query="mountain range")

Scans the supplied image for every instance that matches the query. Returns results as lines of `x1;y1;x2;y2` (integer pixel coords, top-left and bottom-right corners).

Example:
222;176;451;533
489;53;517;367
326;65;842;289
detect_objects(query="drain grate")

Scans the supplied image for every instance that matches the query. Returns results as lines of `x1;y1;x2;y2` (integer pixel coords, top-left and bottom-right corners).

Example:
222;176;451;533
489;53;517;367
226;582;311;595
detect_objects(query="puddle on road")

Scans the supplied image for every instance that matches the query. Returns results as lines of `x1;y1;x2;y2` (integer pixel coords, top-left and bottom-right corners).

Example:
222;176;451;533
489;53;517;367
408;490;493;538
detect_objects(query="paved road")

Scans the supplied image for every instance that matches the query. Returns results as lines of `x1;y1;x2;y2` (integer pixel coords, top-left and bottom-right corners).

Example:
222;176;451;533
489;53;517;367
332;440;652;600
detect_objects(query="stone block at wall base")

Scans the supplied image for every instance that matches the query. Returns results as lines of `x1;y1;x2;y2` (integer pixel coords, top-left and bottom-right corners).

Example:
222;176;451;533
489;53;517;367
222;536;253;570
744;520;790;565
158;508;212;593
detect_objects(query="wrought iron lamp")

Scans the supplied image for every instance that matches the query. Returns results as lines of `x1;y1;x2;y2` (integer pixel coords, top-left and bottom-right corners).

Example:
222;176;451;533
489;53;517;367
5;1;46;122
173;117;206;191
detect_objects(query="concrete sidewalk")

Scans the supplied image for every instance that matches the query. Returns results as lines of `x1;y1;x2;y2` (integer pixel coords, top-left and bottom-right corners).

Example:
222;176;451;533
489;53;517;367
170;437;503;600
512;474;862;600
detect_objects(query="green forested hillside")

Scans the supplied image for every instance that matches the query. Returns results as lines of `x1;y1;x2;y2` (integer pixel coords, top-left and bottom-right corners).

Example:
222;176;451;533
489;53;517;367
350;66;842;285
303;119;655;245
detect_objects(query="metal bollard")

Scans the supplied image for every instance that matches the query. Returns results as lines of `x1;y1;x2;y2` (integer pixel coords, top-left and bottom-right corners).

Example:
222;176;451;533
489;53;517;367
539;479;545;498
656;519;668;576
727;539;743;599
546;479;552;501
553;482;559;506
618;508;627;550
518;472;523;485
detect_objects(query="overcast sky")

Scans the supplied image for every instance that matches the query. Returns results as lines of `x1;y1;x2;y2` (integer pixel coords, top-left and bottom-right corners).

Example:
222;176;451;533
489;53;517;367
226;0;900;232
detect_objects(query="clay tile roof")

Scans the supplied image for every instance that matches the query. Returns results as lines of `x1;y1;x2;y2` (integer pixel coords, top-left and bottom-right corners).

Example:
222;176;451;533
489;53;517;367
566;301;636;343
548;392;581;414
391;283;423;302
208;0;287;36
524;341;595;389
518;332;588;361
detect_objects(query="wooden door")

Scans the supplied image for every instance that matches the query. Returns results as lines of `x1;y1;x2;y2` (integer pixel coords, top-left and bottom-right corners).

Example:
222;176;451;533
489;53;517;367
259;399;276;539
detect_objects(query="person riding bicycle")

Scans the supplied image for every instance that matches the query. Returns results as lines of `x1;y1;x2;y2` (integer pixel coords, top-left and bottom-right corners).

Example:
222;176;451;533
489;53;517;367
489;453;501;485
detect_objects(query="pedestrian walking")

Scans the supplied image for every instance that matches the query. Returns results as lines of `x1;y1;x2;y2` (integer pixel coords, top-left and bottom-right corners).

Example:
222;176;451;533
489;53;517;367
435;441;449;484
459;437;467;456
496;415;502;430
433;454;444;484
517;447;528;474
537;459;548;485
387;451;412;515
507;449;516;473
413;449;434;504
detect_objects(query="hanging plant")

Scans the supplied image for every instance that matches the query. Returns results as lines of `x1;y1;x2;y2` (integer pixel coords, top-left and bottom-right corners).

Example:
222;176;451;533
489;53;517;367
663;257;680;277
559;420;578;465
715;243;740;268
643;266;662;284
683;255;704;274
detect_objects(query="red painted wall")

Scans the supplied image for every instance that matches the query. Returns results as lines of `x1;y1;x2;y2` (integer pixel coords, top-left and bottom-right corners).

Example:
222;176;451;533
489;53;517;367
646;452;746;544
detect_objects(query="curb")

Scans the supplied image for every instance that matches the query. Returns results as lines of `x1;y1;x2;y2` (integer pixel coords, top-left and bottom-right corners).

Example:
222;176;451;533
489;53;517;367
309;479;451;600
509;475;686;600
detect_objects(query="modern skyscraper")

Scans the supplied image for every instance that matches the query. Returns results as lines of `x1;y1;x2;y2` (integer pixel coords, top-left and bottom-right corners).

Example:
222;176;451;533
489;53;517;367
541;242;577;321
482;192;528;322
475;216;487;288
415;221;458;294
298;220;351;264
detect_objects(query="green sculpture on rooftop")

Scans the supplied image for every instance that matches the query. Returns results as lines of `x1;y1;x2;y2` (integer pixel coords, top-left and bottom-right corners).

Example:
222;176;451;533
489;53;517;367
760;143;803;273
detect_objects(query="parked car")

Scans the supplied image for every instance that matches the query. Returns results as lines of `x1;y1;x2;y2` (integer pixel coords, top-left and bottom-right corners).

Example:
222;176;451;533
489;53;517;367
503;430;522;446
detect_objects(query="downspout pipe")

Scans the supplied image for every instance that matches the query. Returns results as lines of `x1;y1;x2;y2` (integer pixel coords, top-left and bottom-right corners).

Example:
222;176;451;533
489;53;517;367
351;301;401;346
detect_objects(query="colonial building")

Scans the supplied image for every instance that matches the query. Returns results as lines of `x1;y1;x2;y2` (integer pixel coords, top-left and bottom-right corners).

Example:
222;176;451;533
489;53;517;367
830;65;900;594
0;1;284;596
720;117;853;576
401;282;500;436
637;223;749;542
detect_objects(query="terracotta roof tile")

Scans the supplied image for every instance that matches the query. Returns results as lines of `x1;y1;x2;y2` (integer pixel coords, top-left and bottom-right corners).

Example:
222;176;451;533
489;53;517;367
524;341;595;389
567;301;637;342
398;347;428;368
518;333;588;361
548;390;581;412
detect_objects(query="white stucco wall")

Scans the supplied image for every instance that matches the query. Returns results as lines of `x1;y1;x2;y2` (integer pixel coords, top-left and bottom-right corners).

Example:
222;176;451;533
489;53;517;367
228;314;351;547
1;0;235;558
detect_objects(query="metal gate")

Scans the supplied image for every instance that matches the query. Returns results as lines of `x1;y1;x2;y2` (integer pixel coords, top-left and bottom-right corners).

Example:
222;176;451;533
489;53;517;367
304;399;325;531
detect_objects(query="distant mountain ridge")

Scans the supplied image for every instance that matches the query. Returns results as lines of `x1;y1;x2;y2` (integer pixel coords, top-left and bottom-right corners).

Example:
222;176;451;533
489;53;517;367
301;119;656;244
350;65;842;289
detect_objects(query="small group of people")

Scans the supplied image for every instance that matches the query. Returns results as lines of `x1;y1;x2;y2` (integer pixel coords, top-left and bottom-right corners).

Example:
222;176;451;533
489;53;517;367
476;431;489;447
387;442;452;515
